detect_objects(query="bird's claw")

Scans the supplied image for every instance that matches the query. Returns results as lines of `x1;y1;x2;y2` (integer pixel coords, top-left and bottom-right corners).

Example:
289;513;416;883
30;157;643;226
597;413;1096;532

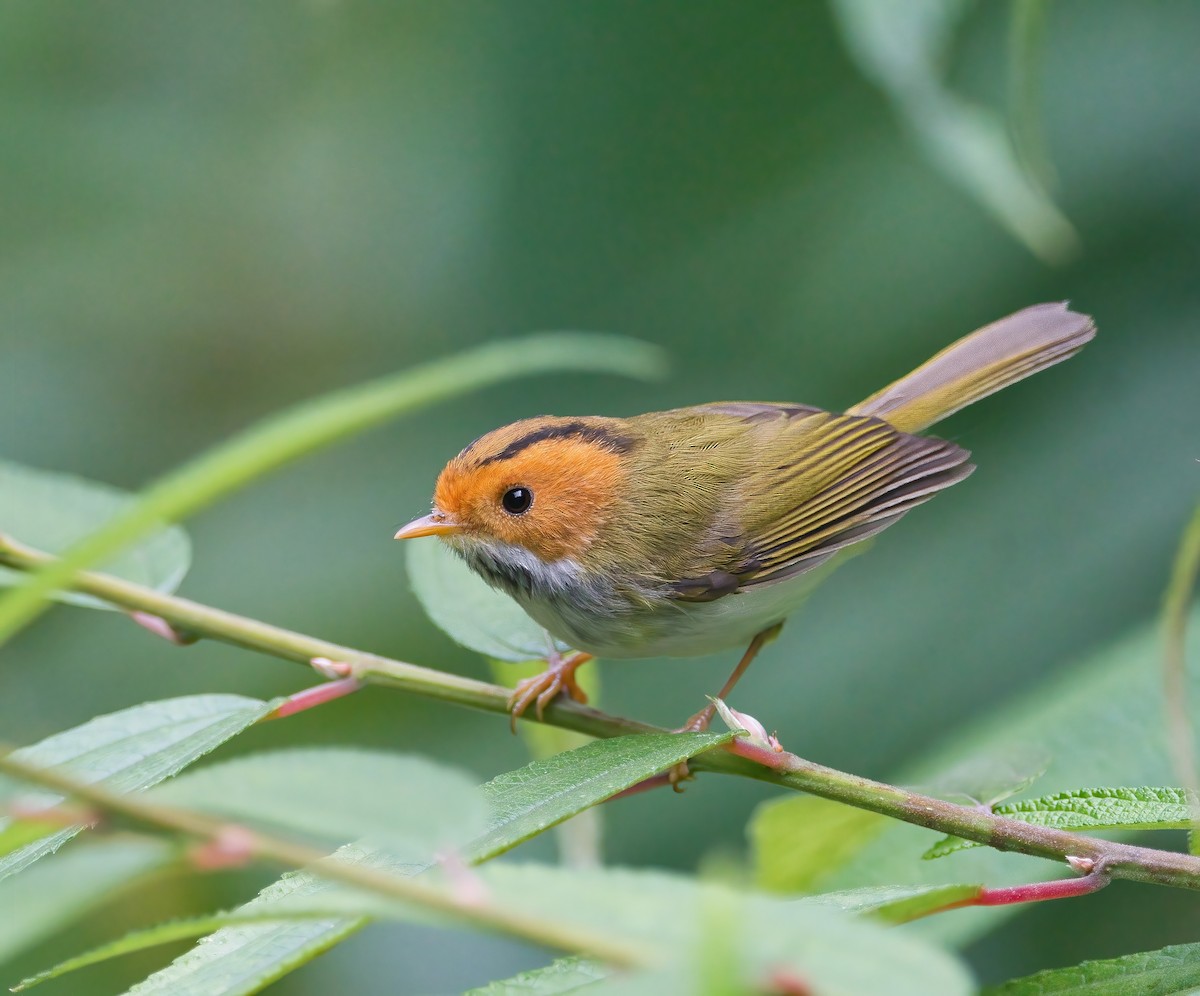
507;651;592;730
667;760;694;791
665;708;712;791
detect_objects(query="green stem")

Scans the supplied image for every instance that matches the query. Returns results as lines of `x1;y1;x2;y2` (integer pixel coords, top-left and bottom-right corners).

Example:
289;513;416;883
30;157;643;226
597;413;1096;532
5;534;1200;894
0;534;653;741
0;748;652;969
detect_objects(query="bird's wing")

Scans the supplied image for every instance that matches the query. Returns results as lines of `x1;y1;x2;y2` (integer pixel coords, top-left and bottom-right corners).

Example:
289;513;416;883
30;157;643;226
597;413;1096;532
668;410;973;600
687;401;826;422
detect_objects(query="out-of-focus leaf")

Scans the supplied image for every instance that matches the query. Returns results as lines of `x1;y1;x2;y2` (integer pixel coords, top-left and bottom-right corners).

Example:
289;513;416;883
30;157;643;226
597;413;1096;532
112;734;730;995
750;794;889;893
247;863;974;996
0;839;173;966
463;957;607;995
982;940;1200;995
925;786;1194;859
118;843;411;996
0;695;274;880
150;747;486;858
1163;502;1200;791
0;334;666;646
830;0;1077;261
408;538;569;661
14;916;268;992
799;884;982;924
0;460;191;609
58;862;970;995
1007;0;1055;188
913;747;1051;808
811;610;1200;947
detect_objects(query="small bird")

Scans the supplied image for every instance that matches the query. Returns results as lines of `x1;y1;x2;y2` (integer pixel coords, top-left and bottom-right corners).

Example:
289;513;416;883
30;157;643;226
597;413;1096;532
396;303;1094;734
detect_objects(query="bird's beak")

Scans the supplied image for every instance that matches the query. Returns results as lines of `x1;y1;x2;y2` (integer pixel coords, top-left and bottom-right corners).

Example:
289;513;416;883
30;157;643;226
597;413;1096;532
394;511;463;540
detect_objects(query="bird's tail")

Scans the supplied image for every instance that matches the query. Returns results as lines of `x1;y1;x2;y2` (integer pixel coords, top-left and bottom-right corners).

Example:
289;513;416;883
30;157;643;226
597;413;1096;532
847;302;1096;434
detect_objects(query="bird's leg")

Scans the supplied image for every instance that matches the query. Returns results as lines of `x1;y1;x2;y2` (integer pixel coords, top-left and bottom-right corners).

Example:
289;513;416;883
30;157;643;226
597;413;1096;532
670;622;783;788
680;622;784;732
507;650;595;729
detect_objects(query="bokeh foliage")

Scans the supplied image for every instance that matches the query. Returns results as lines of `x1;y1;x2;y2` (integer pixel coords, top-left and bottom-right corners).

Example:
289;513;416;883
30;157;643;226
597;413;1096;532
1;1;1198;991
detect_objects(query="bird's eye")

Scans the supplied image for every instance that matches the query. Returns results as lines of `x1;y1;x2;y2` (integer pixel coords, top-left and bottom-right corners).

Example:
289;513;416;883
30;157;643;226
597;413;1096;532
501;486;533;515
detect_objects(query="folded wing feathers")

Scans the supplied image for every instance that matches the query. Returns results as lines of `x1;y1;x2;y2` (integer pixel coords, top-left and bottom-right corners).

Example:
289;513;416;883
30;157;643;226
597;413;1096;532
736;420;972;587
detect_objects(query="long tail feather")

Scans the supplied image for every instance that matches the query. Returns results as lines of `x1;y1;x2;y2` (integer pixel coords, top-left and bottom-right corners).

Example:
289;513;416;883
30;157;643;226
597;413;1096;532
847;302;1096;433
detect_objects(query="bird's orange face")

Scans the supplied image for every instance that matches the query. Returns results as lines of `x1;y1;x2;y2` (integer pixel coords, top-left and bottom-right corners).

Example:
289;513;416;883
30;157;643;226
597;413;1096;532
398;418;636;563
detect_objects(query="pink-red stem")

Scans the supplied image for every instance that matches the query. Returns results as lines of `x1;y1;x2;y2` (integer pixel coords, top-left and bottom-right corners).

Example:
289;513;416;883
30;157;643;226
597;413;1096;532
268;676;364;719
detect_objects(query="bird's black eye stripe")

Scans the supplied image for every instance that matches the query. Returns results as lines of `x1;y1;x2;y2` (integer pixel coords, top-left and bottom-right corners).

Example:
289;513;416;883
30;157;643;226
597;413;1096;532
501;487;533;515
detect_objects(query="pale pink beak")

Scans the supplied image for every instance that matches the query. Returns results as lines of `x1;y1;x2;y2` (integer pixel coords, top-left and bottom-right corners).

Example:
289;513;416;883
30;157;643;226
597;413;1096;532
394;511;463;540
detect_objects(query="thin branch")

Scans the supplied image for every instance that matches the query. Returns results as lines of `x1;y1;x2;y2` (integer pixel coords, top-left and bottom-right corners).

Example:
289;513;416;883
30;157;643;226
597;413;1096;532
0;748;652;969
5;534;1200;894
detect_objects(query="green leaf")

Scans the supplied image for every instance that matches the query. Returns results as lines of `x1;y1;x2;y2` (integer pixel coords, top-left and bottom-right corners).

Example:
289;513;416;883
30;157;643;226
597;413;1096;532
799;884;982;924
829;0;1077;261
982;940;1200;995
256;863;974;996
464;957;607;995
488;659;603;867
0;333;666;646
15;915;268;992
24;858;972;995
408;538;569;661
0;694;274;880
1163;502;1200;790
106;733;729;995
0;460;191;609
470;732;733;861
914;747;1051;808
0;839;174;966
925;786;1195;859
750;794;889;893
150;747;487;857
119;843;411;996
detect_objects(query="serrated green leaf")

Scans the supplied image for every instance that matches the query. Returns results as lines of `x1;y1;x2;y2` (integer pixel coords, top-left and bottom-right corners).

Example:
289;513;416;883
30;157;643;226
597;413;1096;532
829;0;1076;261
925;786;1195;859
983;939;1200;995
799;883;982;924
408;538;569;661
922;835;971;860
0;333;666;646
150;747;487;858
0;694;274;880
749;794;889;893
464;956;607;995
0;839;174;966
470;732;732;861
109;733;729;995
0;460;191;609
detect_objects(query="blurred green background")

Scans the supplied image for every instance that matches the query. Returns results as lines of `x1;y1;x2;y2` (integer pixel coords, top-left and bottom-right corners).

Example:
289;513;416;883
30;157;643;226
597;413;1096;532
1;1;1198;992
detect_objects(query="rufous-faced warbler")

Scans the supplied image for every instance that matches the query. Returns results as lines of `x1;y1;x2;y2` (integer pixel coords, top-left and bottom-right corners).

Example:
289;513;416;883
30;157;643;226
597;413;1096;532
396;302;1094;733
